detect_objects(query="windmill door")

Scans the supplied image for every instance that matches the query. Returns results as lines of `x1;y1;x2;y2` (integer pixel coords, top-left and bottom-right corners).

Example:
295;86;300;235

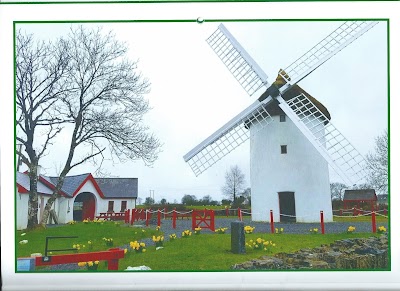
278;192;296;222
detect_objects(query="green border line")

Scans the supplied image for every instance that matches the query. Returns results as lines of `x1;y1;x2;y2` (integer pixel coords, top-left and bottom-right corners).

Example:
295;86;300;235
1;0;400;5
14;18;391;273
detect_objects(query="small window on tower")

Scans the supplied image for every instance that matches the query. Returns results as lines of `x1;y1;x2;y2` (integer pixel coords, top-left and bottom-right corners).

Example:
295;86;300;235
280;114;286;122
281;145;287;154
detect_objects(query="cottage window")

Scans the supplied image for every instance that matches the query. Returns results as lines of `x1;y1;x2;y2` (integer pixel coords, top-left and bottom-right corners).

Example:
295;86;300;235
108;201;114;212
280;114;286;122
121;201;127;212
281;145;287;154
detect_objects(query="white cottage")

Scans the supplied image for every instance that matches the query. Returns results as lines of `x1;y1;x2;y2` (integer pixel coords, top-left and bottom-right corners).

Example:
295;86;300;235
16;172;138;230
250;82;333;223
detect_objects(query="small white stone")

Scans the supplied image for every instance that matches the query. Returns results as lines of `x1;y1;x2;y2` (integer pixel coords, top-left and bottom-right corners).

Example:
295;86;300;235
30;253;42;257
125;265;152;271
156;247;164;251
19;240;28;244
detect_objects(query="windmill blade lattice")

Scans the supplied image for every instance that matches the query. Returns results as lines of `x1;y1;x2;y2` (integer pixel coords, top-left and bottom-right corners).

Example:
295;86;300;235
207;24;269;96
279;21;379;90
184;98;274;176
279;93;369;186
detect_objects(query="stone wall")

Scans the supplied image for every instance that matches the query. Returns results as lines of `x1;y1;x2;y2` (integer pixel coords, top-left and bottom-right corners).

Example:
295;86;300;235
231;234;388;270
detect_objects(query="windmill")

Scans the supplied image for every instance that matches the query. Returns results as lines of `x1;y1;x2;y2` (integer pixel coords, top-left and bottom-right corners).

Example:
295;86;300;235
183;21;379;222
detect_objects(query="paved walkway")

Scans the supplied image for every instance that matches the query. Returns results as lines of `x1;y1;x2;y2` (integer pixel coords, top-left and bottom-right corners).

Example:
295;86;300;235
134;217;388;241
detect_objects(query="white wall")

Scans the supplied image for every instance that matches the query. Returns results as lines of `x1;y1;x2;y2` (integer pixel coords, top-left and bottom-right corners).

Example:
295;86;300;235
16;190;29;230
16;179;137;229
17;191;58;230
250;114;333;222
72;179;135;217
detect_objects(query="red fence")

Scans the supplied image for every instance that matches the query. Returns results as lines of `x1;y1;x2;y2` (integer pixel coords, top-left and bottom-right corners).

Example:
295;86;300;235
192;209;215;231
34;248;125;270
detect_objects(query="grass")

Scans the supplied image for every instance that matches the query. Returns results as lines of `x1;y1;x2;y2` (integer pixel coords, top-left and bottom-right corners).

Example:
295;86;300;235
333;215;388;222
119;232;381;271
16;221;158;258
16;222;383;272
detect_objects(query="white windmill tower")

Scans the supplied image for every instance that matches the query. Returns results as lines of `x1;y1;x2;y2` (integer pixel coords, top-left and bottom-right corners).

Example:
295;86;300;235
183;21;379;223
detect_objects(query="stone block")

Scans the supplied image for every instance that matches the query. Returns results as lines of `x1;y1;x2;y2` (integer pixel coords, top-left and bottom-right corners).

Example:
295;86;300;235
231;221;245;254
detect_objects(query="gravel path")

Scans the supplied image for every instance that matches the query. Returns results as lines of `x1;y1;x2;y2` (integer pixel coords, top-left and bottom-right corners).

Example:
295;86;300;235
151;217;388;236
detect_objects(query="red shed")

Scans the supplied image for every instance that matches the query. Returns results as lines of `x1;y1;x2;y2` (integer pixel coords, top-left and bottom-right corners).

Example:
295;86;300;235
343;189;377;211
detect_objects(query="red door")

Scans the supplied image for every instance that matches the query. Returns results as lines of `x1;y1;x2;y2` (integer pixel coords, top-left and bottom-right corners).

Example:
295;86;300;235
82;194;95;220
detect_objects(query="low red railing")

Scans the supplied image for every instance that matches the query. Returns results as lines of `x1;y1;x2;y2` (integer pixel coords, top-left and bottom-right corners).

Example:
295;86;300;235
35;248;125;270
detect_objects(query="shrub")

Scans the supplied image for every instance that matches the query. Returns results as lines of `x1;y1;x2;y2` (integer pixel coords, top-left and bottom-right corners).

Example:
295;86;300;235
377;226;387;233
246;238;276;253
152;235;164;247
347;226;356;233
244;226;255;234
182;230;192;238
130;241;146;253
78;260;99;271
102;237;113;246
215;227;228;234
72;243;85;252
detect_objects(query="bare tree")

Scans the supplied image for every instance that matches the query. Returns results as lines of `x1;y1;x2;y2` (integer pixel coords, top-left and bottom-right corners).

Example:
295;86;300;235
221;165;245;204
16;32;71;229
16;26;161;228
330;182;347;201
366;129;388;194
241;187;251;205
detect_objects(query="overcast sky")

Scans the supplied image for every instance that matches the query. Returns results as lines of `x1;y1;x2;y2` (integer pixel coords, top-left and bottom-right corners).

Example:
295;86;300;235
17;20;388;203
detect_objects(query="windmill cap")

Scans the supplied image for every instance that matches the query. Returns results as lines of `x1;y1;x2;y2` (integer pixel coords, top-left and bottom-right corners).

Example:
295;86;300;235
262;70;331;121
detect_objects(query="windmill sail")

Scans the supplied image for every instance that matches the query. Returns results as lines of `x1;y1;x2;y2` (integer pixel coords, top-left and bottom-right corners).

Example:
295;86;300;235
277;94;369;186
278;21;379;93
185;21;378;178
184;97;273;176
207;24;269;96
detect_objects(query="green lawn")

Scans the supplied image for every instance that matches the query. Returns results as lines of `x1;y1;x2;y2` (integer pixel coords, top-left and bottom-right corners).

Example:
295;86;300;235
119;232;381;271
333;215;388;223
16;221;158;258
16;222;383;272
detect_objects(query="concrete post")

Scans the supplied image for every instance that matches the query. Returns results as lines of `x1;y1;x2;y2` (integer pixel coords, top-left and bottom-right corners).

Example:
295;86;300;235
231;221;246;254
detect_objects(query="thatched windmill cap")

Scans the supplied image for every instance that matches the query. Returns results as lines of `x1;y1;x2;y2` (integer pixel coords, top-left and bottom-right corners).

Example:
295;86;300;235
260;70;331;121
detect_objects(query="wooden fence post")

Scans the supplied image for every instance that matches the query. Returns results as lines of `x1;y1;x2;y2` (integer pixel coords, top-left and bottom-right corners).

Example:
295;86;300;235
191;210;197;230
320;211;325;235
371;211;377;233
145;209;149;227
270;210;274;234
172;208;177;229
210;210;215;231
130;209;135;225
157;209;161;227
